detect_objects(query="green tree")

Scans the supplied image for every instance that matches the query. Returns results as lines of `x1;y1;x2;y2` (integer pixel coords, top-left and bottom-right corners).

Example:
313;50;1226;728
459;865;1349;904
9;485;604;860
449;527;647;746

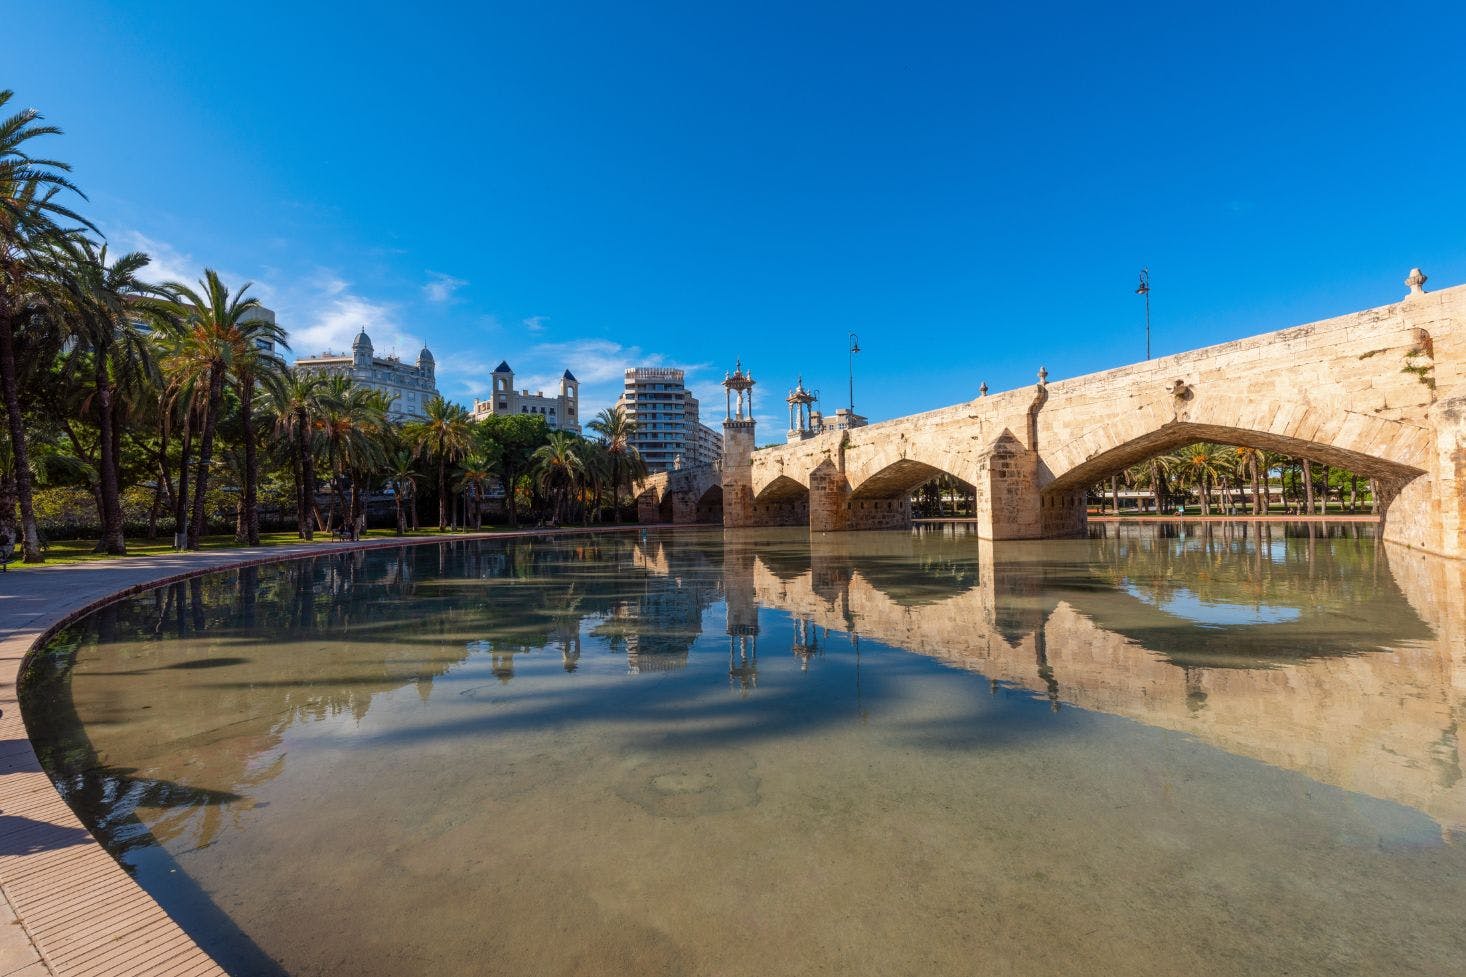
61;243;170;553
0;91;93;561
456;453;497;530
405;395;473;530
476;413;550;527
227;308;288;544
164;270;268;548
317;376;388;533
383;448;419;535
531;430;586;525
588;405;643;522
268;371;331;539
1165;443;1236;516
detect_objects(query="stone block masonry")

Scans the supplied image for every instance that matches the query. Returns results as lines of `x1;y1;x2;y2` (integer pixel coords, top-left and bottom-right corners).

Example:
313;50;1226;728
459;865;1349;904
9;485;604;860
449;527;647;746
635;274;1466;559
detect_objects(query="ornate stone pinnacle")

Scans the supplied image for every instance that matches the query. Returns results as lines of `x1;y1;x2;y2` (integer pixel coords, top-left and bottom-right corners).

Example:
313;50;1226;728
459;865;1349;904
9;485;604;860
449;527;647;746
979;382;989;397
1405;268;1428;296
1037;366;1048;385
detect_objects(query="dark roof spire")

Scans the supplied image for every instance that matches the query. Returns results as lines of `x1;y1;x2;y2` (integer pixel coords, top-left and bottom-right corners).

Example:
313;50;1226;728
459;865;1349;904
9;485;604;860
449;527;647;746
494;360;513;373
562;369;577;382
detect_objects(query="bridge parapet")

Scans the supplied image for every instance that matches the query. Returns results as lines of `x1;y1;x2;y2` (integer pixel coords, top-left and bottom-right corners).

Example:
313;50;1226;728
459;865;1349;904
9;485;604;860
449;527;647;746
640;278;1466;558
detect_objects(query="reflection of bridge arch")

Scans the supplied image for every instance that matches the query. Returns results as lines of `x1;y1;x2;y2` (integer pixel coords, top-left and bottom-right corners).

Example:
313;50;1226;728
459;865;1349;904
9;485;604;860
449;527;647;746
718;530;1466;830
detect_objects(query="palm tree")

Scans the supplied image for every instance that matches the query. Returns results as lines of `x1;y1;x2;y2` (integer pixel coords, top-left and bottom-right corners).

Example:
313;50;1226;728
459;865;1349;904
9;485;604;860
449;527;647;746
456;454;497;530
61;242;170;553
1124;456;1170;514
1165;443;1236;516
383;448;419;535
405;395;473;531
227;308;288;545
588;405;639;522
0;91;95;561
165;270;268;548
531;431;586;525
317;376;388;533
1232;446;1268;516
269;371;331;539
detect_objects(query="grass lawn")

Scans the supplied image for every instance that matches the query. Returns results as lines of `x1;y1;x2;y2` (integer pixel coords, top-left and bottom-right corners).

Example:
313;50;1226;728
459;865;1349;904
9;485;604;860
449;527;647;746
5;526;519;571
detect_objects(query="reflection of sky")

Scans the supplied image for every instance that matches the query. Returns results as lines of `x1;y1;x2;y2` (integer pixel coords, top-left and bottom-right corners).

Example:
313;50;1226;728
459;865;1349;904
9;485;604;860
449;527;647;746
1124;583;1302;627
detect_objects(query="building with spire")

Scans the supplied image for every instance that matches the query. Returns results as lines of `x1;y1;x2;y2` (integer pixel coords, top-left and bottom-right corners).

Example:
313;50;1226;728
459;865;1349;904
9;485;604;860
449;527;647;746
785;374;866;441
293;330;438;421
471;361;581;432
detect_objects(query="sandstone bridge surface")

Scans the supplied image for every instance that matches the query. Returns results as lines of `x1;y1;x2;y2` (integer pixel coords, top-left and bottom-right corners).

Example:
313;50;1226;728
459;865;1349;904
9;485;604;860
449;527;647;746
636;276;1466;558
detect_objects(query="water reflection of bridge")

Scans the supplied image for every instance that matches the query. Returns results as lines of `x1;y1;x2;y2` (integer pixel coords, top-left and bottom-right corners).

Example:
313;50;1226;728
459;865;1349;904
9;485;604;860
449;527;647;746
38;527;1466;861
634;525;1466;832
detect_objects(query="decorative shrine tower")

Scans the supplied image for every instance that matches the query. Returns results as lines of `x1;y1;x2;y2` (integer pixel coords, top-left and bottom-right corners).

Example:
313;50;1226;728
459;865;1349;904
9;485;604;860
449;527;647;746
721;360;757;527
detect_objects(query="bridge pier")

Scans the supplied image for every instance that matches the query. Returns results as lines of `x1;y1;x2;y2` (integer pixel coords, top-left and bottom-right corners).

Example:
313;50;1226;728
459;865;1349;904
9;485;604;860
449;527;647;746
808;459;849;532
973;432;1045;540
1383;395;1466;559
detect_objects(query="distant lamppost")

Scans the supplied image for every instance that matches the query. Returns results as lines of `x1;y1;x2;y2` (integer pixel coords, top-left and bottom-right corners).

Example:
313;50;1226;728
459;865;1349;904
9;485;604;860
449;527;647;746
1135;268;1151;360
847;332;861;412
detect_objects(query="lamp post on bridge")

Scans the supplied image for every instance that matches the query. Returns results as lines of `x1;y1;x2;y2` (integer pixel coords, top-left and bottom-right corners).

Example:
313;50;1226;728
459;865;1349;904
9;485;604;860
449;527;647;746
1136;268;1151;360
848;332;861;412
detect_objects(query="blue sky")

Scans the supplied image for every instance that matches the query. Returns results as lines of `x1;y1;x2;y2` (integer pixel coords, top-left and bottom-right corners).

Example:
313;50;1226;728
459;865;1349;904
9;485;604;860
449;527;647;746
11;1;1466;431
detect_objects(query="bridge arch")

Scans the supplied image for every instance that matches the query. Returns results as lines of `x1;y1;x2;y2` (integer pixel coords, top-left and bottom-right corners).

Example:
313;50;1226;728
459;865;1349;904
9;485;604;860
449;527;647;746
1037;393;1433;536
1041;394;1432;493
751;475;810;526
693;484;723;524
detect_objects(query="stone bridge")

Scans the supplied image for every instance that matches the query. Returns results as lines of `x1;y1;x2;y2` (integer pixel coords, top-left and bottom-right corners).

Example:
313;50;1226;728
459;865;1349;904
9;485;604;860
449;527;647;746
634;273;1466;558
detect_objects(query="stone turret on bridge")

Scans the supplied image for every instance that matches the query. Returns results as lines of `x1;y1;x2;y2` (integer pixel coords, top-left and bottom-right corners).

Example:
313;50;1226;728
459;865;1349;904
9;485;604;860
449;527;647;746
633;272;1466;560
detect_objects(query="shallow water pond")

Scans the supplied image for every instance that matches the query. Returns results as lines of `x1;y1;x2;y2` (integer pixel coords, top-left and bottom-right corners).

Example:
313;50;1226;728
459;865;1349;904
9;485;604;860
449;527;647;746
24;524;1466;976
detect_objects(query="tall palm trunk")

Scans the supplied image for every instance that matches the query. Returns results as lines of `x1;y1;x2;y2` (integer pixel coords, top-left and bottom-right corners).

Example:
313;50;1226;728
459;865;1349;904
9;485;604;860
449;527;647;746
1251;459;1264;515
189;363;225;548
612;455;622;523
436;447;448;531
1302;459;1315;515
173;406;193;548
0;314;43;561
93;349;126;554
294;407;316;539
240;373;260;545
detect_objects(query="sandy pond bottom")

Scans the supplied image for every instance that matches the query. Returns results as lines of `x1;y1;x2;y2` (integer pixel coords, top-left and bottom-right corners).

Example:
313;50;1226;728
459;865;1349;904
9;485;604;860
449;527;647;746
24;526;1466;977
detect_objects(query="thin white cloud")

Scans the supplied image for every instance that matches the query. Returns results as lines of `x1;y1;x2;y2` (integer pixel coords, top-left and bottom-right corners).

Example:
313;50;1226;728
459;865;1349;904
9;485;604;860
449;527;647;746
523;315;548;334
112;229;206;290
422;271;468;304
289;284;423;360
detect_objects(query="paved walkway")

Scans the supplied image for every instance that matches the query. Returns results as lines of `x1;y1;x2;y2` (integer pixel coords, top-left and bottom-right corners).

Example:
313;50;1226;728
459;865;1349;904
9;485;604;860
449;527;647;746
0;527;647;977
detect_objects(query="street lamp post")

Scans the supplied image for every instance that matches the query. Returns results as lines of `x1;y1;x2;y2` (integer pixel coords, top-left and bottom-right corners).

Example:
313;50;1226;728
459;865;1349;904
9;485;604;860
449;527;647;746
1135;268;1151;360
847;332;861;412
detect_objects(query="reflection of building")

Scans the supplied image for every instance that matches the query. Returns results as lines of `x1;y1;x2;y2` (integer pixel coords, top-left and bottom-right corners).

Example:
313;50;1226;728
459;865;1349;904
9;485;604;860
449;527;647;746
294;330;438;421
617;367;722;472
472;361;581;433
